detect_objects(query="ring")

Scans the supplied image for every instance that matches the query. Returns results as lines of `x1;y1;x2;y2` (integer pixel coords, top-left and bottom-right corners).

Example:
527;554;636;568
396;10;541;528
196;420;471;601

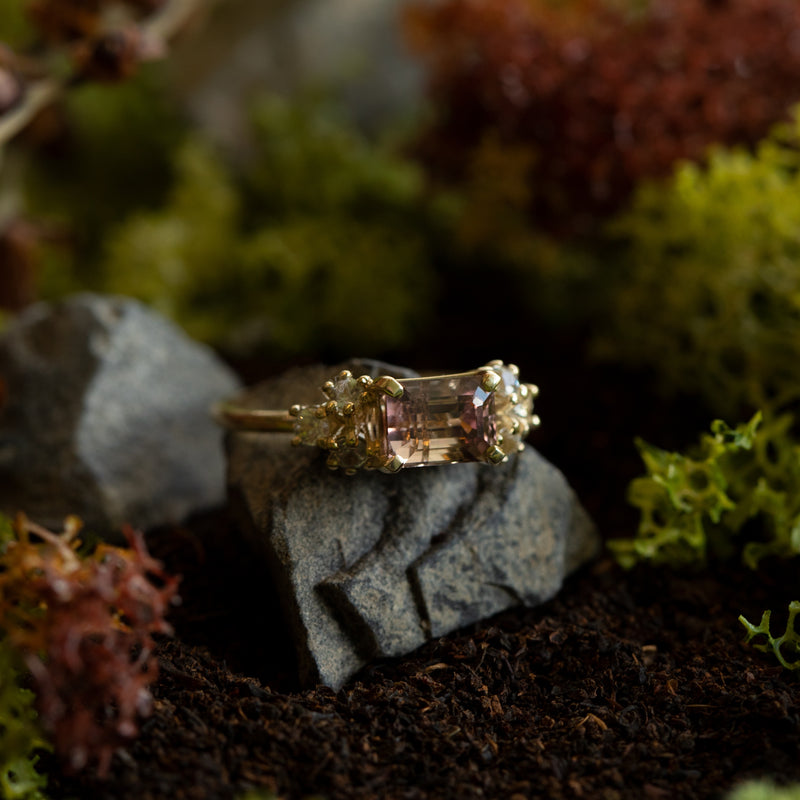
215;360;540;474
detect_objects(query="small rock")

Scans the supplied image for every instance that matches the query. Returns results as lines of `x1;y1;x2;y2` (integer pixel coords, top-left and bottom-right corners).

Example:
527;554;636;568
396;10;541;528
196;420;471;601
0;293;240;533
226;361;599;689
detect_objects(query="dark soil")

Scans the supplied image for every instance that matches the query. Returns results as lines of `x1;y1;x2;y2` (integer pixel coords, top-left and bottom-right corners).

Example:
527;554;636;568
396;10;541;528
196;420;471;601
51;530;800;800
47;338;800;799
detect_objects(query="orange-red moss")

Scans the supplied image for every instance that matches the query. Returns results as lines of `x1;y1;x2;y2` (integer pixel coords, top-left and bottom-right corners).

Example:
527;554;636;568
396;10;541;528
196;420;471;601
0;515;179;775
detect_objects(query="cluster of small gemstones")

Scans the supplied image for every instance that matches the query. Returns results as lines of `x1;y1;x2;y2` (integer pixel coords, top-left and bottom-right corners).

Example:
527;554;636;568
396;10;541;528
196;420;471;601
290;370;402;475
484;360;541;458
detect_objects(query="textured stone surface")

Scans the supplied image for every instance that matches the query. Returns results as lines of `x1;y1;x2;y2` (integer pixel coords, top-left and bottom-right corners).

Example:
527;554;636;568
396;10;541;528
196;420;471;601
226;361;600;689
0;293;240;533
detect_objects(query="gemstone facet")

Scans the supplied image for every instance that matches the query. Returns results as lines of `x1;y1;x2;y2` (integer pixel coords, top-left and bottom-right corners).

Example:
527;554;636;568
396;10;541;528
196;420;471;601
383;372;499;467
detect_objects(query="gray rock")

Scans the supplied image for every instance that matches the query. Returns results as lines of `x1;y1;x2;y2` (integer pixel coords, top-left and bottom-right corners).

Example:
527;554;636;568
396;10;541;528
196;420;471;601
226;361;599;689
0;293;240;533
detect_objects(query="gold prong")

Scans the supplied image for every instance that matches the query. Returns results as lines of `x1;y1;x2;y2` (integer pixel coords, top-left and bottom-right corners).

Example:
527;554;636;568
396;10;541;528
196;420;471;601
511;419;520;434
486;445;507;465
510;393;519;404
342;402;355;416
327;454;339;470
337;369;353;381
519;385;529;400
486;359;503;367
358;375;373;388
345;432;358;448
528;383;540;399
324;436;339;450
532;414;541;428
380;454;405;473
479;370;502;392
314;406;326;419
345;468;357;476
325;400;338;416
518;443;525;452
322;381;335;398
289;404;302;417
509;364;520;377
374;375;404;398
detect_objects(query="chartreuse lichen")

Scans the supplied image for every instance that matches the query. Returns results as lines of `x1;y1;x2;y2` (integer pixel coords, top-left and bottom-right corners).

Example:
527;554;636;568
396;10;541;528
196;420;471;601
599;105;800;418
0;640;49;800
727;780;800;800
608;412;800;569
0;516;50;800
739;602;800;671
610;414;800;670
0;0;32;48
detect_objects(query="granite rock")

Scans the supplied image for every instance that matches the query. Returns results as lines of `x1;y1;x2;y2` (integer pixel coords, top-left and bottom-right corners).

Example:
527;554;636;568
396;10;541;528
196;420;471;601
226;361;600;689
0;293;240;533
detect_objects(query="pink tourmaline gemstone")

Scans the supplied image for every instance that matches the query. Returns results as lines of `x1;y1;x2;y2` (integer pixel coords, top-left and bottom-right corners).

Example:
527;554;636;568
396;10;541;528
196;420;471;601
383;372;497;467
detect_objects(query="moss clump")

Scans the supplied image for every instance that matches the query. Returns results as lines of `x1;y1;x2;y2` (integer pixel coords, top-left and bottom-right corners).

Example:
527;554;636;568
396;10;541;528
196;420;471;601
0;640;49;800
0;0;33;48
612;414;800;671
25;70;186;291
0;515;49;800
599;107;800;418
728;780;800;800
610;413;800;570
96;95;453;355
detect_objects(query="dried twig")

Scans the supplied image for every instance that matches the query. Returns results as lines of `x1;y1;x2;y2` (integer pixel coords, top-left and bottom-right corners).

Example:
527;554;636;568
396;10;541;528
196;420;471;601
0;0;206;150
0;78;61;150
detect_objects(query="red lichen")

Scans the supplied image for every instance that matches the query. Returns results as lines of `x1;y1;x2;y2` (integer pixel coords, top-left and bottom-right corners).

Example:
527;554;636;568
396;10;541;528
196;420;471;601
0;515;180;776
406;0;800;234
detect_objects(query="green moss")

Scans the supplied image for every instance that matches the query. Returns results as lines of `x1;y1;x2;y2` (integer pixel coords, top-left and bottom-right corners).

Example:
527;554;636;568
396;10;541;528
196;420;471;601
728;780;800;800
25;68;186;292
244;95;429;221
0;515;13;553
610;412;800;570
598;106;800;418
97;94;452;356
0;640;49;800
0;1;34;48
101;138;240;332
0;516;50;800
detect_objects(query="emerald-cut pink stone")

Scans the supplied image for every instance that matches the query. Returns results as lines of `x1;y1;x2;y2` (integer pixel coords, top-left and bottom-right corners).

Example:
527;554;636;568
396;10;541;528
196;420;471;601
383;372;497;467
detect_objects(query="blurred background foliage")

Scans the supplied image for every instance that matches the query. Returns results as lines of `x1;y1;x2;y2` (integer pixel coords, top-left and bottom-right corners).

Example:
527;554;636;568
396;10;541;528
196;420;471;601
598;111;800;420
3;0;800;413
99;95;455;353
